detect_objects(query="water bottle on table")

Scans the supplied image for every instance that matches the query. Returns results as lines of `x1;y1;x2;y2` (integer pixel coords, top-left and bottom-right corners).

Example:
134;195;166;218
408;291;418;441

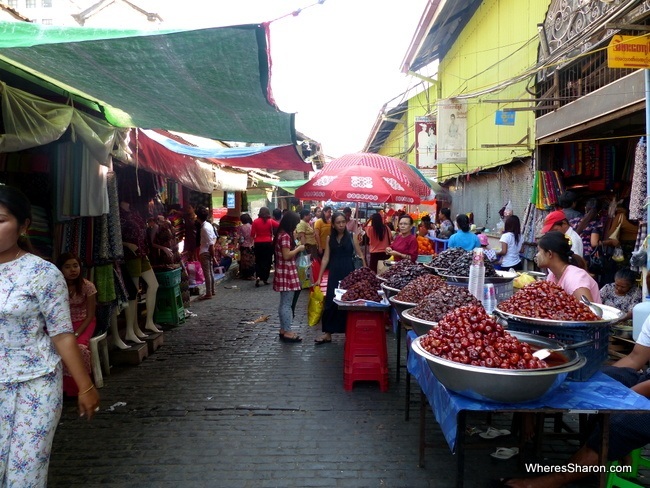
468;248;485;302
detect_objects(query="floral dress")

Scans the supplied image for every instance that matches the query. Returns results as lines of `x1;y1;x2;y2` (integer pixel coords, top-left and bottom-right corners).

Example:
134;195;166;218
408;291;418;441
0;253;72;487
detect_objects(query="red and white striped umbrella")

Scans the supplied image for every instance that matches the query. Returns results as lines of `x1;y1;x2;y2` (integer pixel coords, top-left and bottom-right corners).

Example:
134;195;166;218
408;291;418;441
295;165;421;204
319;153;432;198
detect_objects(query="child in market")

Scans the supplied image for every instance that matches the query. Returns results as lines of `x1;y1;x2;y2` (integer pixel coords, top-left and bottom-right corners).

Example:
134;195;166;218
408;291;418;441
56;252;97;396
478;234;497;262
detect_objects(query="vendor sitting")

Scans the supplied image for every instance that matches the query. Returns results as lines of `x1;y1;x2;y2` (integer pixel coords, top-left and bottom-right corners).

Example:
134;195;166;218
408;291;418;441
600;267;642;322
448;214;481;251
502;303;650;488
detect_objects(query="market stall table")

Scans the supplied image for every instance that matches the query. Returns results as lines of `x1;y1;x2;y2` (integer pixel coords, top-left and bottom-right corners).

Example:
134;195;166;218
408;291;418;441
406;330;650;488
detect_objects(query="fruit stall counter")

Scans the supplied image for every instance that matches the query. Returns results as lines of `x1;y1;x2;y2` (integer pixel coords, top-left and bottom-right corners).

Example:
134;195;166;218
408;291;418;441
407;331;650;488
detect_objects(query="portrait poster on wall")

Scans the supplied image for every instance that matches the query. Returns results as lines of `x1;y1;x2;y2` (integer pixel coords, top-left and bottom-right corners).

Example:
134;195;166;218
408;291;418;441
437;100;467;164
414;116;437;170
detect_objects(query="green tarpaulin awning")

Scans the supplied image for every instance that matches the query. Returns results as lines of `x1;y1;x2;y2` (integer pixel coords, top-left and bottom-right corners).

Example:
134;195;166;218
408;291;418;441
0;21;295;145
260;178;309;195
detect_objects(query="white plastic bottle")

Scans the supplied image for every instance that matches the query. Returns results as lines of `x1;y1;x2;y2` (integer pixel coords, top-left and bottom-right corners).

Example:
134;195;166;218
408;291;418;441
468;248;485;302
633;297;650;341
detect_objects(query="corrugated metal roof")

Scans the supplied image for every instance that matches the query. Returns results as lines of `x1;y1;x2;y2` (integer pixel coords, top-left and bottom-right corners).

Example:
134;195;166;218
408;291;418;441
408;0;482;72
365;102;408;153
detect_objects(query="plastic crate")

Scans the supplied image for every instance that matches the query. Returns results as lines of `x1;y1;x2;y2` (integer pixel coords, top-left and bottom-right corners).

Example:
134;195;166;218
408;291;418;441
155;267;182;288
446;280;514;303
504;320;609;381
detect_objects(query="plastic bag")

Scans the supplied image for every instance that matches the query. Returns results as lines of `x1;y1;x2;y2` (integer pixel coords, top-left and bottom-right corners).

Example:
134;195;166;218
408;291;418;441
297;252;312;289
186;261;205;285
308;286;325;326
612;246;625;263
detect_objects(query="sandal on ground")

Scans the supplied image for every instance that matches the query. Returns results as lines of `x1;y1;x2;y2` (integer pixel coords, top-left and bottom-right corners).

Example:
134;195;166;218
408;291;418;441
280;334;302;343
490;447;519;460
314;336;332;345
479;427;511;439
198;295;213;301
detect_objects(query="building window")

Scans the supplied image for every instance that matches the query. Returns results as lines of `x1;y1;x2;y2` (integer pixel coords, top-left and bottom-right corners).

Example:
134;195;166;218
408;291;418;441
41;18;52;25
42;0;52;6
7;0;18;7
26;0;36;7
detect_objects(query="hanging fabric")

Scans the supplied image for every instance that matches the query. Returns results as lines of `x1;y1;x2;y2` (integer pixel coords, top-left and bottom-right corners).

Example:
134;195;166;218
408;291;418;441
629;137;647;221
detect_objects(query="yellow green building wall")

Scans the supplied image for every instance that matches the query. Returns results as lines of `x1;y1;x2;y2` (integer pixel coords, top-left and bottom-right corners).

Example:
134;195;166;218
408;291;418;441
403;0;550;180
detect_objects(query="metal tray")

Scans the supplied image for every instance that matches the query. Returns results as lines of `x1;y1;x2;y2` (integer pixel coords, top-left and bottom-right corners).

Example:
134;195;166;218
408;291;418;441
493;303;624;327
438;270;518;284
333;298;390;311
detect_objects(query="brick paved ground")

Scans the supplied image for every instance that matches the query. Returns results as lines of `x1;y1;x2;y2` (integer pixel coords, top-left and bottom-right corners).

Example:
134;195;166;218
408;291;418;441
47;276;647;487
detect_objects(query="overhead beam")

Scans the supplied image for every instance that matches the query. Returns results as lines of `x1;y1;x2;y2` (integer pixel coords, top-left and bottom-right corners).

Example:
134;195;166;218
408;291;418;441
604;23;650;31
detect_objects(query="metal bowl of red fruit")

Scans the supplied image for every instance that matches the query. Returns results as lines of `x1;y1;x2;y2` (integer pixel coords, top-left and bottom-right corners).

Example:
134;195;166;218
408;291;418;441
411;330;586;403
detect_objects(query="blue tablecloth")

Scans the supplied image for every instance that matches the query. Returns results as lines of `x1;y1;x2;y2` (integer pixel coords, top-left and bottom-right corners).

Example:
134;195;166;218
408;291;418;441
406;330;650;452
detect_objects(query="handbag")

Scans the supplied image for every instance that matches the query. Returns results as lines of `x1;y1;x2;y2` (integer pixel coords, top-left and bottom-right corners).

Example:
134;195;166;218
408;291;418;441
587;245;604;275
607;215;623;241
352;255;363;270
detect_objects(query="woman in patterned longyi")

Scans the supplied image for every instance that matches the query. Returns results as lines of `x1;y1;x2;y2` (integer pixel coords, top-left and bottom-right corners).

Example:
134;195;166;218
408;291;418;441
0;186;99;487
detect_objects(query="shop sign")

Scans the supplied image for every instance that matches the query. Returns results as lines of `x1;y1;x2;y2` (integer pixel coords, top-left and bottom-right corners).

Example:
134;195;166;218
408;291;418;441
607;34;650;68
225;191;236;209
495;110;515;126
213;207;228;220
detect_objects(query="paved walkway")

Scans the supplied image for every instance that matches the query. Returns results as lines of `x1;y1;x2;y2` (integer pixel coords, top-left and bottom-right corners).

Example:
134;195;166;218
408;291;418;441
47;276;625;487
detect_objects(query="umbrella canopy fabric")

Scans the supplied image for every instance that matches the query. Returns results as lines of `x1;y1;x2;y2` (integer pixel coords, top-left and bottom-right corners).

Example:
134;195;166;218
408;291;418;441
320;153;432;198
295;165;421;204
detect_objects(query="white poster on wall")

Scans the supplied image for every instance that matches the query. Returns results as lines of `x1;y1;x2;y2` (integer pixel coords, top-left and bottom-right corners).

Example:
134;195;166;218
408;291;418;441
437;100;467;164
414;116;437;169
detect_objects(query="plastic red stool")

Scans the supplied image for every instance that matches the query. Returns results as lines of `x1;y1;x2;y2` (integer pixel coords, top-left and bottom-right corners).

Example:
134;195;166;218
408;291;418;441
343;310;388;391
344;358;389;391
344;311;388;360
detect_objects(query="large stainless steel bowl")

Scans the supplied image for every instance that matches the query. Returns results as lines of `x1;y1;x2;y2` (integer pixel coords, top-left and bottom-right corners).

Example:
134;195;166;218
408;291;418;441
401;307;438;336
438;270;518;284
381;282;401;300
388;296;416;320
411;331;587;403
494;303;624;327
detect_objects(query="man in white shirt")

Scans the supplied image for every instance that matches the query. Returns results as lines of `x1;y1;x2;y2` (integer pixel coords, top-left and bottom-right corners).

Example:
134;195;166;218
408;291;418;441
540;209;583;257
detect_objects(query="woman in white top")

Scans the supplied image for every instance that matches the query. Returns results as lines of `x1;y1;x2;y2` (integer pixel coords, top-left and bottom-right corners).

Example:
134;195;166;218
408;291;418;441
495;215;524;270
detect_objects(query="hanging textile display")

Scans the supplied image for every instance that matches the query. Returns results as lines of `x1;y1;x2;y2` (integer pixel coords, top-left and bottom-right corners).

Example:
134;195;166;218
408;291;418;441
629;137;647;221
531;171;565;210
